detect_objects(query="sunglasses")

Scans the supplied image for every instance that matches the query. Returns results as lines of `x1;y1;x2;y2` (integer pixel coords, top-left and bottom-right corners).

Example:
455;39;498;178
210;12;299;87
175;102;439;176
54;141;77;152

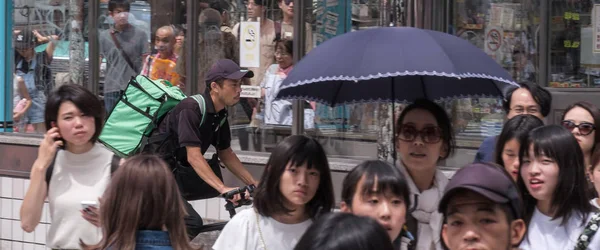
283;0;292;5
561;120;596;136
398;125;442;144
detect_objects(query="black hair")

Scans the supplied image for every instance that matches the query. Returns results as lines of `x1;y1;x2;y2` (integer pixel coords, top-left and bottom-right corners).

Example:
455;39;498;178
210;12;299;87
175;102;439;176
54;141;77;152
561;101;600;154
209;0;230;14
253;135;335;218
495;114;544;167
396;98;455;159
502;81;552;117
342;160;411;213
517;125;592;227
108;0;131;12
44;84;105;143
206;78;225;93
293;212;395;250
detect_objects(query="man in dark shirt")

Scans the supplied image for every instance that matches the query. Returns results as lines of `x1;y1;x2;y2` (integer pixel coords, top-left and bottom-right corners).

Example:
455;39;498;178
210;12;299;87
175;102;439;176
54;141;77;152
159;59;257;238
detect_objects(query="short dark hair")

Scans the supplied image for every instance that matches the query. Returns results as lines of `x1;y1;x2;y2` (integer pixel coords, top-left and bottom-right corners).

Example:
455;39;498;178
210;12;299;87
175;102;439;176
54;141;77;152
108;0;131;12
293;212;395;250
253;0;270;6
275;38;293;56
342;160;411;213
517;125;593;228
561;101;600;153
44;84;105;143
206;78;225;92
396;98;455;159
495;114;544;166
502;81;552;117
253;135;335;218
209;0;230;14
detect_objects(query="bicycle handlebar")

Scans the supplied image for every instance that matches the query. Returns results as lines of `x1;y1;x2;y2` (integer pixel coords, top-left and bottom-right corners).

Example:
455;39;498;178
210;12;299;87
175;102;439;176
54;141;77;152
221;184;256;218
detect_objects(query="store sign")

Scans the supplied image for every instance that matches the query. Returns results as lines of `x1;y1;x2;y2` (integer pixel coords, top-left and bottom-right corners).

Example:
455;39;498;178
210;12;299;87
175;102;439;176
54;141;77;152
593;4;600;53
240;85;261;98
239;21;260;67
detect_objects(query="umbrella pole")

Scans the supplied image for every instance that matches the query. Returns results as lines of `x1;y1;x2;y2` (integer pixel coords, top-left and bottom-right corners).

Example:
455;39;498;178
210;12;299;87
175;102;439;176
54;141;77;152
392;78;397;167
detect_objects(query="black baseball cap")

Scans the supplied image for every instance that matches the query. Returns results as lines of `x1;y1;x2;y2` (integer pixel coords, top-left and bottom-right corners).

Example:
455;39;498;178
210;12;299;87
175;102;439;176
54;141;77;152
205;59;254;83
14;28;37;49
438;163;522;219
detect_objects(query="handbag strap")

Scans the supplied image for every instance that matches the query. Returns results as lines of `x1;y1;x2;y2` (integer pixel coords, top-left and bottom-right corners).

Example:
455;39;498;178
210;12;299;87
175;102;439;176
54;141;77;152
109;29;137;72
255;209;268;250
574;212;600;250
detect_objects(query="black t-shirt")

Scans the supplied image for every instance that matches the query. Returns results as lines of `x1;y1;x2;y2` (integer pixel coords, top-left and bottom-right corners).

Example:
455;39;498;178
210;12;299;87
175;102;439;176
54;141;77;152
158;93;230;166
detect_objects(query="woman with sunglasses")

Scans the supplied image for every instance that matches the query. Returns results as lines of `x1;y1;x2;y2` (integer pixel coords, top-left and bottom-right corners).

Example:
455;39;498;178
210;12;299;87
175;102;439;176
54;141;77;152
395;98;455;250
561;101;600;173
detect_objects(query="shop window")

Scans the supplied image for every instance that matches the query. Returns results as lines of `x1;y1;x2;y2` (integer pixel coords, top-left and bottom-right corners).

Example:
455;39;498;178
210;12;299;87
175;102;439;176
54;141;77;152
549;1;597;88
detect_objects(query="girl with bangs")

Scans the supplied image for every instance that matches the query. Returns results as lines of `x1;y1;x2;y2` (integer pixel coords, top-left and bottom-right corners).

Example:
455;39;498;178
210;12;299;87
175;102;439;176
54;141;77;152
213;135;335;250
517;125;600;249
340;160;413;249
82;155;194;250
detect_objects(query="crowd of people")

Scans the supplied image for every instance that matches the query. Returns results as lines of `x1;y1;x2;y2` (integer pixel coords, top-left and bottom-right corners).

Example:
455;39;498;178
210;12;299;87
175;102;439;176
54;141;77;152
15;67;600;249
10;0;600;250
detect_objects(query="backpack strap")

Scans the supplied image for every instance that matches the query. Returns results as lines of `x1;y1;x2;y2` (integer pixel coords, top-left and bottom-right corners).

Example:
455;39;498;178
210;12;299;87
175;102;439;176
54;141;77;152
190;94;227;129
274;21;282;40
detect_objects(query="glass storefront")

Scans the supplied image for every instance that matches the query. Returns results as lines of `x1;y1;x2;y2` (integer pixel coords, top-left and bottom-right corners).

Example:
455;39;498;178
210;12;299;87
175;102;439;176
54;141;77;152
2;0;598;164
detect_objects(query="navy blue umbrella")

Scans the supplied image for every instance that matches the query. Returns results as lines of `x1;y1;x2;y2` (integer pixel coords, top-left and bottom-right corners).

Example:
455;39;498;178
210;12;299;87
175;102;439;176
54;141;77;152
276;27;519;105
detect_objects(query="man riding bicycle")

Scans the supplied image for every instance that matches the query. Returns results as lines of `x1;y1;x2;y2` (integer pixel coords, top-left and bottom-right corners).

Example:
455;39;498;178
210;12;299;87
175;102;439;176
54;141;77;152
157;59;257;239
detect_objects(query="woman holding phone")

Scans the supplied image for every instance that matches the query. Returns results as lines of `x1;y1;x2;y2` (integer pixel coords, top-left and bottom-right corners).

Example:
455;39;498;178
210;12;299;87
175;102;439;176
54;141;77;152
20;84;120;248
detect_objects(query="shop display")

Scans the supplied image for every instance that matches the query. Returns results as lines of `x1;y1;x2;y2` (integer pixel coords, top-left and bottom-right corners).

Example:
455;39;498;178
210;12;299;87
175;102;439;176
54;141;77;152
549;0;598;88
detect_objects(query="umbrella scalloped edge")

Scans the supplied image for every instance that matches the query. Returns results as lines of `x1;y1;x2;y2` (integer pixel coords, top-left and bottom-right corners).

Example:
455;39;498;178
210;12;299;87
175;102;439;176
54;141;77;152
276;93;506;107
279;70;519;92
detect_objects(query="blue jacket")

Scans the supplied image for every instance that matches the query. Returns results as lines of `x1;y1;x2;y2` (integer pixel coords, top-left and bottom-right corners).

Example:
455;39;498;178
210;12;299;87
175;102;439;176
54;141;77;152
474;136;497;163
135;230;173;250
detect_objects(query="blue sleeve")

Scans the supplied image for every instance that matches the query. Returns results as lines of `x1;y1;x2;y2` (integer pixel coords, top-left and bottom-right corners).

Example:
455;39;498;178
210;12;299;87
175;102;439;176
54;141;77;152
474;136;497;163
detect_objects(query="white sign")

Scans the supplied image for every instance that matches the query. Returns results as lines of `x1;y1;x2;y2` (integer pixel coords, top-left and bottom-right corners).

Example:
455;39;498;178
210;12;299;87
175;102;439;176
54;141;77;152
593;4;600;53
240;21;260;68
240;85;262;98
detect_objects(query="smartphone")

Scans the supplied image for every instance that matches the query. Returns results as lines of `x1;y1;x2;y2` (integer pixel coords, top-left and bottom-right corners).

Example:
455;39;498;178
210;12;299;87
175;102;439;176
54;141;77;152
81;200;99;211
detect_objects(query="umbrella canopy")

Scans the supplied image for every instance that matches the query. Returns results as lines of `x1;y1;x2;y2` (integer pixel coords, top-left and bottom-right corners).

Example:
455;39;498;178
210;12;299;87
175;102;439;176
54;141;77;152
276;27;519;106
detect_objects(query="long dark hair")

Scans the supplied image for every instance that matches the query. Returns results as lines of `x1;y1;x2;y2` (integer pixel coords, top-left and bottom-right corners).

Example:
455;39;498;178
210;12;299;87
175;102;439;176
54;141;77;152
293;212;395;250
495;114;544;166
82;155;193;250
517;125;592;227
253;135;335;219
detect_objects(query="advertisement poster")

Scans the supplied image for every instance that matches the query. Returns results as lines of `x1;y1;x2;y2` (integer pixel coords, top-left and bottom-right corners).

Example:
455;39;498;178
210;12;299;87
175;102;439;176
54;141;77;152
314;0;352;129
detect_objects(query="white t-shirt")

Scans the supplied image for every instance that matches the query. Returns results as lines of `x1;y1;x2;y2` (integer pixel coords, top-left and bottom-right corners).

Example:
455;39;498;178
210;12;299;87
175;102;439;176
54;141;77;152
213;208;312;250
519;207;600;250
46;144;114;249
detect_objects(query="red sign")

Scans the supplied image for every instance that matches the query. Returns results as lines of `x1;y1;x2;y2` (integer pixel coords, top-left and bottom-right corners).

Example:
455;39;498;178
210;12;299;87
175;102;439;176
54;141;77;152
486;29;502;51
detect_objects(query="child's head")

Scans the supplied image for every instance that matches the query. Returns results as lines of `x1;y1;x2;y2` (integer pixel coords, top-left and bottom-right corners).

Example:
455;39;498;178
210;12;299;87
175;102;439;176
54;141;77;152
439;162;526;250
94;155;191;249
340;160;410;240
495;114;544;181
44;84;104;146
293;212;395;250
517;125;593;225
253;135;334;219
396;99;455;172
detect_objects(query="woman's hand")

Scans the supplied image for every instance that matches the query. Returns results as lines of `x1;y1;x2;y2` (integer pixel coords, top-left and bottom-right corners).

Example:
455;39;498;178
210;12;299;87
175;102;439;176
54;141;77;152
35;127;63;170
13;111;25;121
81;206;100;227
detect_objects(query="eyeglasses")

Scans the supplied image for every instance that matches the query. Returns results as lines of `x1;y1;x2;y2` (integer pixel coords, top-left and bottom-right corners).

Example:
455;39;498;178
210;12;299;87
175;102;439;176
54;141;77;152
275;51;290;57
510;106;539;115
561;120;596;136
398;125;442;144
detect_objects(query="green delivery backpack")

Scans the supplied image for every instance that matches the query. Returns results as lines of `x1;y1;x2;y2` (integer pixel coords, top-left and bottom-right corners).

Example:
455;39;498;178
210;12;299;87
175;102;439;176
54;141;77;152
99;75;186;157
